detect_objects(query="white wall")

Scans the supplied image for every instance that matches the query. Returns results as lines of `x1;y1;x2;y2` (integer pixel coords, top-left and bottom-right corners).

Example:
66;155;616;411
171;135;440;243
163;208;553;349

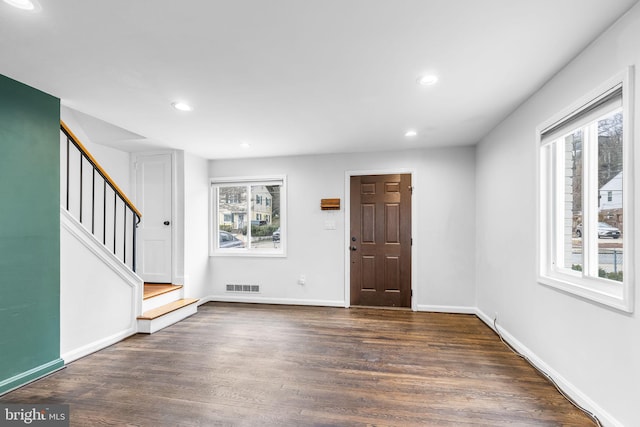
205;147;476;310
61;106;132;197
183;151;211;299
476;4;640;427
60;209;142;363
60;107;137;269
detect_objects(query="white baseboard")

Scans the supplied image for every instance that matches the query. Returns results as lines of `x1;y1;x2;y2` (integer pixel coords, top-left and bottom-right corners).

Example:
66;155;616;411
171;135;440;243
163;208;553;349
61;328;137;364
202;298;475;313
474;309;497;332
475;308;623;427
416;304;477;314
198;295;345;308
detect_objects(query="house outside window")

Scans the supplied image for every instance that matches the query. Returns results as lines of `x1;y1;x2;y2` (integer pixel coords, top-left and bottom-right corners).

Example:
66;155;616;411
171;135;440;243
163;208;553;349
211;176;286;256
251;186;273;224
538;69;633;312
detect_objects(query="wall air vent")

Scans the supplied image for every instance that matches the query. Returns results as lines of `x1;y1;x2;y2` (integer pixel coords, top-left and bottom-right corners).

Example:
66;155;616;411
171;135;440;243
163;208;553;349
226;284;260;293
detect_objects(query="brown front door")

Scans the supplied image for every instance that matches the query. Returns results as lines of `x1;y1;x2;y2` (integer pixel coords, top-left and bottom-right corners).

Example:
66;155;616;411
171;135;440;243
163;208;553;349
350;174;412;307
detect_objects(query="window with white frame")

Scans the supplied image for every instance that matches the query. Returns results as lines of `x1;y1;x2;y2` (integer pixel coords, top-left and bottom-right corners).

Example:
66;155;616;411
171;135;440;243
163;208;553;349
538;69;634;312
211;176;286;256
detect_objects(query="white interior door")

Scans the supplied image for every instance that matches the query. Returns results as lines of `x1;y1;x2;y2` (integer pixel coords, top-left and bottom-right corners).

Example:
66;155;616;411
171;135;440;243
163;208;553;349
135;153;172;283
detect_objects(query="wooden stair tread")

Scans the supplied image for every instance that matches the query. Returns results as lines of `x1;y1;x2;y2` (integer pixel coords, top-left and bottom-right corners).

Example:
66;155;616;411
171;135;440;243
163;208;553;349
138;298;198;320
143;283;183;300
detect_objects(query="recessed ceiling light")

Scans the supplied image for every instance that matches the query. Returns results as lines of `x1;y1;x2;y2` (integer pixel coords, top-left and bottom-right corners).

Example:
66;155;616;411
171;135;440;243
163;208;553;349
405;130;418;137
3;0;40;11
417;74;438;86
171;101;192;112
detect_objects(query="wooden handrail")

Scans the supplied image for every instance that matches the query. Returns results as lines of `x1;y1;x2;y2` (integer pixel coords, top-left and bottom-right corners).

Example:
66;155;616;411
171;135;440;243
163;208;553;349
60;120;142;218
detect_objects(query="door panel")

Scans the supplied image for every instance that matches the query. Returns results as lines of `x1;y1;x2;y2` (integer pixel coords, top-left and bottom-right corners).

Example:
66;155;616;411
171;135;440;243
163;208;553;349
362;256;376;290
350;174;411;307
362;204;375;242
384;256;400;291
385;204;400;243
136;153;172;283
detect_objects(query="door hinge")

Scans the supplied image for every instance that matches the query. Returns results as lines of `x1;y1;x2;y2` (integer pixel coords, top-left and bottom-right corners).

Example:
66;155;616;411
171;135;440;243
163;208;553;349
409;186;414;194
411;238;413;246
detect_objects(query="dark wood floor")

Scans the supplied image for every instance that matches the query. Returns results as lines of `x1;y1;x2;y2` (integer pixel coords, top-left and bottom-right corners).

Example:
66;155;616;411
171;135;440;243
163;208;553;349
2;303;593;426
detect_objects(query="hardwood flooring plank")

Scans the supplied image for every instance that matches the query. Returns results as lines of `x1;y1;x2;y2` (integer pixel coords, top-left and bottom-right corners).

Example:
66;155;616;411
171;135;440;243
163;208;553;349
1;303;594;426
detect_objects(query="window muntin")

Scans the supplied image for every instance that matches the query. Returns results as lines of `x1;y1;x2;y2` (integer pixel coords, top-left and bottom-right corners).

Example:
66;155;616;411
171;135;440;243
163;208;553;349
538;71;633;312
211;176;286;256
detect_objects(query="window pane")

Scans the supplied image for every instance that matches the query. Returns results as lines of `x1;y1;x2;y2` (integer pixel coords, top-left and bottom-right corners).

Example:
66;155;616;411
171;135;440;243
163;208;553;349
250;185;281;248
563;130;583;272
597;111;623;282
218;186;247;249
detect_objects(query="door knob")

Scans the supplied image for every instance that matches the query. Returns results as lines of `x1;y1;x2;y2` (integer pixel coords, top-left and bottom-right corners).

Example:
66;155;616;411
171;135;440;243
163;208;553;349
350;246;357;251
163;221;170;226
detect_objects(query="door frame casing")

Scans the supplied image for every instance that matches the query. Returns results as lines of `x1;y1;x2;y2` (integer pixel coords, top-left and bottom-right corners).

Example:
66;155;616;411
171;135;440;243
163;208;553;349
344;169;417;310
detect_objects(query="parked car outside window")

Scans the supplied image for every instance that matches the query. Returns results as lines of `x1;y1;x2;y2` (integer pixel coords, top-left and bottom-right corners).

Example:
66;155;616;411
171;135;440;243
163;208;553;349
574;222;621;239
219;230;245;248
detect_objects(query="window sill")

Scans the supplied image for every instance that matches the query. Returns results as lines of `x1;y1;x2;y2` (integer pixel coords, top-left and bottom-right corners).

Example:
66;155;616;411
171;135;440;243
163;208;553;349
211;250;286;258
538;273;633;313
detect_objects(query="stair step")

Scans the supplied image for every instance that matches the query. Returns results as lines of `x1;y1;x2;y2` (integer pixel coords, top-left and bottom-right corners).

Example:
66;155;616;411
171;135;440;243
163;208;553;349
143;283;184;312
144;283;183;300
138;298;199;320
137;298;199;334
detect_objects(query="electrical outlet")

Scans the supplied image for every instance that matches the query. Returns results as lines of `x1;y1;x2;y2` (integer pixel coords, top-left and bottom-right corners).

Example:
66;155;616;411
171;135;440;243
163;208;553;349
298;275;306;285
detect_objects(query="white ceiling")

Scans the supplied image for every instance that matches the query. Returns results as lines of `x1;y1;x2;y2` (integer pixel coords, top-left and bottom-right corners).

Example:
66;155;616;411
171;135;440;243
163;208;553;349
1;0;638;159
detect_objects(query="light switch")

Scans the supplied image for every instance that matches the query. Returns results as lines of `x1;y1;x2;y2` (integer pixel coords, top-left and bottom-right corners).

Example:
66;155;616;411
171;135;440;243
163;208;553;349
324;220;336;230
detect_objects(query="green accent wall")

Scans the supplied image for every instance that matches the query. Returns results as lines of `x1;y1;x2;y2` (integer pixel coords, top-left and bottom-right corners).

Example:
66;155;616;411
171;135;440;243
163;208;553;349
0;74;63;394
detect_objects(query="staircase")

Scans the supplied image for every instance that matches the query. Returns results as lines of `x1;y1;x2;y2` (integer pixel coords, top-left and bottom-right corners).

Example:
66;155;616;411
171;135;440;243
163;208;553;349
61;121;199;339
137;284;199;334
